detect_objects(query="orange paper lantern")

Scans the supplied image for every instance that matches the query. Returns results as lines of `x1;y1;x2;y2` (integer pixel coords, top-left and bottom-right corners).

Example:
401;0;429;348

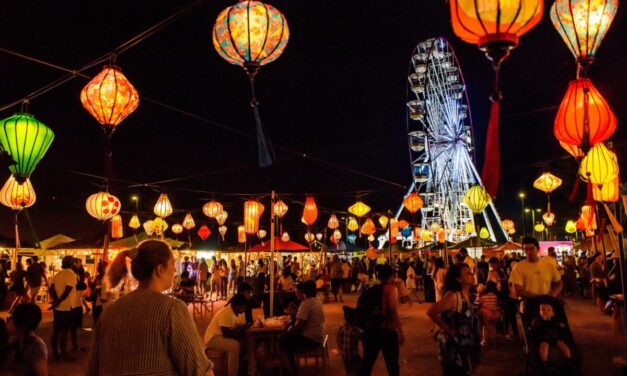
244;200;264;235
203;200;223;218
361;218;376;236
327;214;340;230
302;196;318;226
238;225;246;243
111;215;123;239
403;192;424;214
274;199;288;218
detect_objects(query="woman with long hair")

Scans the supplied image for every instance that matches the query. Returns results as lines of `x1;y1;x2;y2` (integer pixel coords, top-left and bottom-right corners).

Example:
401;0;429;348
433;258;447;302
228;259;238;295
220;259;228;300
87;240;213;376
427;264;481;375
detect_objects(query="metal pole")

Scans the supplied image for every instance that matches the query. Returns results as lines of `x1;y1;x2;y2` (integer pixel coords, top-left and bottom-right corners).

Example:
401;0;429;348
520;196;526;237
269;191;276;317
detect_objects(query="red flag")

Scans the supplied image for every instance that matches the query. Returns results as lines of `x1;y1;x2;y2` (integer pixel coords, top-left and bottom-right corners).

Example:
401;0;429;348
481;101;500;198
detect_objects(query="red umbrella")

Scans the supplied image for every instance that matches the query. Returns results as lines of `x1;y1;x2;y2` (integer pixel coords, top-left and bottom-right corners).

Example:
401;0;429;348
247;238;309;253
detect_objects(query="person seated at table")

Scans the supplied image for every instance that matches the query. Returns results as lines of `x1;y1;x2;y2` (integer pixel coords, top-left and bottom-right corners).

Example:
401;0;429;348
204;294;248;376
315;271;331;303
237;282;254;325
177;271;196;299
279;270;295;292
279;280;326;376
286;283;305;322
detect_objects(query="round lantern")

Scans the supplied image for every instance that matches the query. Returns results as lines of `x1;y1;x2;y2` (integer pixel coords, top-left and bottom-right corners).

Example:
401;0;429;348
560;141;584;159
197;225;211;241
302;196;318;226
463;185;491;214
304;232;315;243
0;113;55;180
182;212;196;230
579;142;618;185
86;192;121;221
257;229;267;239
550;0;618;66
332;229;342;242
153;193;173;218
501;219;515;231
465;220;475;234
172;224;183;235
379;215;389;229
111;215;123;239
327;214;340;230
143;220;154;236
274;199;288;218
316;233;323;241
533;172;563;194
281;232;290;242
129;214;141;229
593;176;619;202
203;200;223;218
403;192;424;214
80;65;139;134
244;200;264;235
219;225;228;241
216;210;228;226
361;218;376;236
347;217;359;232
542;212;556;226
554;78;616;149
0;175;36;210
534;223;546;233
479;227;490;239
238;225;246;243
348;201;371;217
565;220;577;234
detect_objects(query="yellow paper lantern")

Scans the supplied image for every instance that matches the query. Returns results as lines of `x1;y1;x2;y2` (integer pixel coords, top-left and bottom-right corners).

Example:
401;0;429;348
579;143;618;185
274;199;288;218
171;224;183;235
238;225;246;243
361;218;376;236
367;234;375;242
348;201;371;217
403;192;424;214
463;185;491;214
316;233;323;241
593;176;619;202
465;220;475;234
534;223;546;233
219;225;227;241
203;200;223;218
378;215;389;229
244;200;264;235
143;220;154;236
0;175;36;210
542;212;556;226
479;227;490;239
152;217;168;235
565;220;577;234
182;212;196;230
153;193;173;218
111;215;123;239
533;172;563;194
332;229;342;242
129;214;141;229
216;210;228;226
422;230;432;242
86;192;121;221
347;217;359;232
302;196;318;226
327;214;340;230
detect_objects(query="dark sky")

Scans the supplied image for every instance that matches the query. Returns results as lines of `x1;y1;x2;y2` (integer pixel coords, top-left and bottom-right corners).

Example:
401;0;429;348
0;0;625;244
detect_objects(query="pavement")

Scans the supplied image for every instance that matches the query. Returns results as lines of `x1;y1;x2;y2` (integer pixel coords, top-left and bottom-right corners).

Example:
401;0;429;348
1;292;625;376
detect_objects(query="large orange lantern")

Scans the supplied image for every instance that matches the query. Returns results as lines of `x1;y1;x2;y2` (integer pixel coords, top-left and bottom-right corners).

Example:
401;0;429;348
86;192;121;221
361;218;376;236
80;64;139;135
327;214;340;230
274;199;288;218
579;142;618;185
348;201;371;217
554;78;616;149
203;200;223;218
0;176;36;210
244;200;264;235
182;212;196;230
110;215;123;239
153;193;173;218
302;196;318;226
403;192;424;214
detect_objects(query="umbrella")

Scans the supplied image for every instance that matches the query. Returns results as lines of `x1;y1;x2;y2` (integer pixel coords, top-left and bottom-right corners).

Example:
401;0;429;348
247;238;309;253
451;236;498;249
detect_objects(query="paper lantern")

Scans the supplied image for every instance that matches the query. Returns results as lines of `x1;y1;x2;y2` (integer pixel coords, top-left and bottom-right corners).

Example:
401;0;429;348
347;217;359;232
593;176;619;202
153;193;173;218
479;227;490;239
533;173;563;194
215;210;228;226
413;227;421;240
332;229;342;242
171;224;183;235
347;234;357;244
238;225;246;243
366;248;378;259
579;143;618;185
401;227;413;238
367;234;375;242
304;232;315;243
397;219;410;230
302;196;318;226
534;223;546;233
182;212;196;230
581;205;597;229
361;218;376;236
507;228;516;235
560;141;585;159
550;0;618;65
576;217;586;231
437;228;446;243
86;192;121;221
143;220;154;236
197;225;211;241
0;175;36;210
463;185;491;214
111;215;123;239
501;219;515;231
403;192;424;214
554;79;616;148
316;233;323;241
327;214;340;230
257;229;267;239
274;199;288;218
430;222;441;233
244;200;264;235
542;212;556;226
378;215;389;229
565;220;577;234
203;200;223;218
129;214;140;229
281;232;290;242
348;201;371;217
0;113;55;180
152;217;168;235
422;230;432;242
465;220;475;234
219;225;227;241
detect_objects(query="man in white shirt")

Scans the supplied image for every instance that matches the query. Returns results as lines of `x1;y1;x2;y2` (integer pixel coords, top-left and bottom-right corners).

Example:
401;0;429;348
49;256;77;361
509;237;562;299
204;294;248;376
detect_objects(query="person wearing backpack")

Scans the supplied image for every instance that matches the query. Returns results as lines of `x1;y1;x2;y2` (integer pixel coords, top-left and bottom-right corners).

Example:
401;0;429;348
358;265;404;376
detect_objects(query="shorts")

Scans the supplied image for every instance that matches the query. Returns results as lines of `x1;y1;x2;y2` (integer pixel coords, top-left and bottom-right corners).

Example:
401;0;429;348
72;306;83;328
53;310;73;331
331;278;342;292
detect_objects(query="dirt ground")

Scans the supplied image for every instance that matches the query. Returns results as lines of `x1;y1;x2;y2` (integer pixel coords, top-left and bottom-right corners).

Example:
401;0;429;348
2;292;625;376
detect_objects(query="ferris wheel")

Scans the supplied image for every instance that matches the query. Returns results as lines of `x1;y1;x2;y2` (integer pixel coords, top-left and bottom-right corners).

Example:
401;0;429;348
400;37;507;243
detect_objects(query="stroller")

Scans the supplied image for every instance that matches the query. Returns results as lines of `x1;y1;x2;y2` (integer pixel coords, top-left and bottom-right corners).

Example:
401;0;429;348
520;296;581;375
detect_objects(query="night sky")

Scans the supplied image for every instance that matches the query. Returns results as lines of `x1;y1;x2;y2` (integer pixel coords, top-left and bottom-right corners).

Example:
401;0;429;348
0;0;625;245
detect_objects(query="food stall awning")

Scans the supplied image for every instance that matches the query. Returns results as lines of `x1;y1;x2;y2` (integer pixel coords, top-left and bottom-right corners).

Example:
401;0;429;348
247;238;309;253
39;234;75;250
450;236;498;249
110;232;185;250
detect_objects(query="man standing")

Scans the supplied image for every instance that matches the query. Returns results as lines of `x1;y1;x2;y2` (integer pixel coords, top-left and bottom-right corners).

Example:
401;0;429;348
198;258;209;294
26;256;44;303
237;255;246;285
509;237;562;299
330;256;344;302
50;255;77;360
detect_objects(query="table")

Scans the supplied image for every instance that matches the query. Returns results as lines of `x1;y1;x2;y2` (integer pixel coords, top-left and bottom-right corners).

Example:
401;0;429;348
261;291;298;318
167;293;214;319
246;321;288;376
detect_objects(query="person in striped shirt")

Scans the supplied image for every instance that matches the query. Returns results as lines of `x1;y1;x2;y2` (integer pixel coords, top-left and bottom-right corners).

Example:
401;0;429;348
478;281;500;346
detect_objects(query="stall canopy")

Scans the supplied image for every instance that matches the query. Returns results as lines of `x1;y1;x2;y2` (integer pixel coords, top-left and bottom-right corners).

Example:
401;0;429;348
328;241;365;253
110;232;185;250
451;236;498;249
48;233;105;250
39;234;75;250
415;241;456;252
247;238;309;253
489;242;522;253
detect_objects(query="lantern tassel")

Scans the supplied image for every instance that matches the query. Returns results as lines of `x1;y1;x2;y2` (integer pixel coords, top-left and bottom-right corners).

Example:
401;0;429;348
568;177;581;202
481;99;500;198
586;174;594;205
253;106;274;167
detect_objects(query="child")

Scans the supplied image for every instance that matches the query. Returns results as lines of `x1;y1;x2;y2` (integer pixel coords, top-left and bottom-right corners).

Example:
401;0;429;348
530;303;572;366
405;264;421;303
479;281;500;346
337;306;362;376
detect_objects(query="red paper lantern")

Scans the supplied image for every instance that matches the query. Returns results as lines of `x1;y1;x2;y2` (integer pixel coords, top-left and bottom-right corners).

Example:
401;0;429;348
197;225;211;241
302;196;318;226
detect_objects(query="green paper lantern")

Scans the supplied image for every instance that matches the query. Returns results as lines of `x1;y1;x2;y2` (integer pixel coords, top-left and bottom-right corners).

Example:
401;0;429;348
0;113;54;180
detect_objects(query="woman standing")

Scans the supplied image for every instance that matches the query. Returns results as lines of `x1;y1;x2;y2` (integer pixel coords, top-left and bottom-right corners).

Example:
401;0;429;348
427;264;481;375
219;259;228;300
228;259;238;296
590;253;608;313
210;259;221;301
433;258;447;302
8;262;27;313
87;240;213;376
